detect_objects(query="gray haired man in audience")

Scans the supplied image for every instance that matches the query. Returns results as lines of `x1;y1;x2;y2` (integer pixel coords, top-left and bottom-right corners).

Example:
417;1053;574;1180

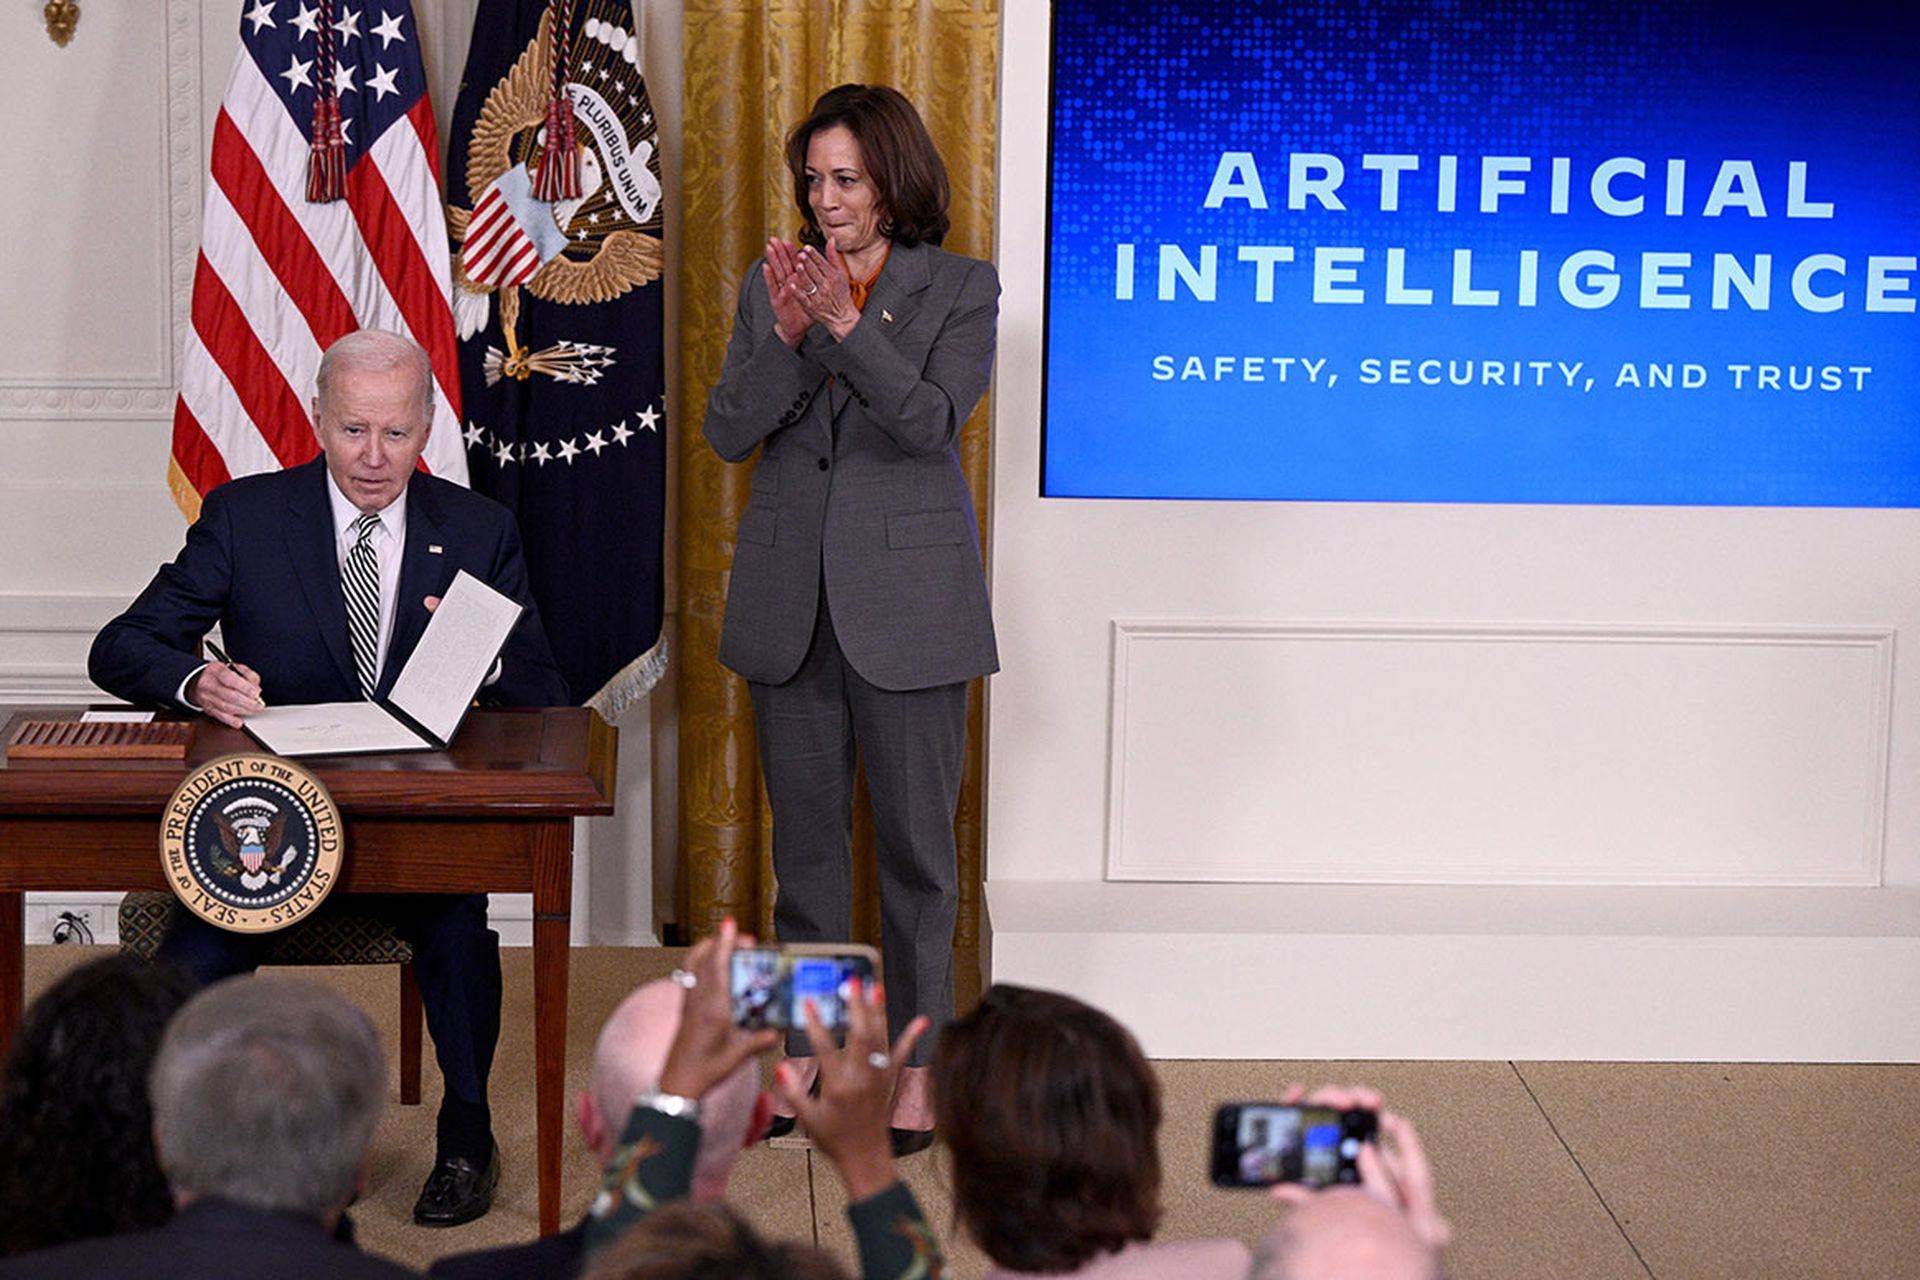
0;975;412;1280
429;978;767;1280
1248;1087;1449;1280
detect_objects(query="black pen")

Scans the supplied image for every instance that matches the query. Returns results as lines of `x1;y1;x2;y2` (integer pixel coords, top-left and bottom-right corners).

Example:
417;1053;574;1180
204;640;266;708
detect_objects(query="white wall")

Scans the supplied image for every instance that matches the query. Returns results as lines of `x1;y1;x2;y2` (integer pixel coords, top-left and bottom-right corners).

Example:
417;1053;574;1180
0;0;681;946
983;5;1920;1059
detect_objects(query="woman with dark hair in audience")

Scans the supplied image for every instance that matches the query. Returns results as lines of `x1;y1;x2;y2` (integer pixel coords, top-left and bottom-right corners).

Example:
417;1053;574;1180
932;985;1252;1279
0;954;196;1256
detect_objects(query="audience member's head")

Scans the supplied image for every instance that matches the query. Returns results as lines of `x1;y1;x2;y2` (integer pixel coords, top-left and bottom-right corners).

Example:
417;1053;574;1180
581;1200;850;1280
0;954;197;1256
579;979;766;1200
149;975;387;1224
932;983;1162;1273
1250;1188;1440;1280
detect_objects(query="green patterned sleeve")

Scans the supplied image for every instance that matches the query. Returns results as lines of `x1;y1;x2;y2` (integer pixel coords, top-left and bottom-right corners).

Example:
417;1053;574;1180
582;1105;701;1257
845;1181;946;1280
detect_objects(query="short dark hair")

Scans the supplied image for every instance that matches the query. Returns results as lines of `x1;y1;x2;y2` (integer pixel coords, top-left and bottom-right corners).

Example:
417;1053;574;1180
932;984;1163;1273
581;1201;851;1280
785;83;951;250
0;954;197;1256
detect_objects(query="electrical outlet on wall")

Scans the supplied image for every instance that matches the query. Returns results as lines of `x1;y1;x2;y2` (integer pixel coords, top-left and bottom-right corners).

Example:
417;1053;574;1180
25;895;122;945
50;910;94;944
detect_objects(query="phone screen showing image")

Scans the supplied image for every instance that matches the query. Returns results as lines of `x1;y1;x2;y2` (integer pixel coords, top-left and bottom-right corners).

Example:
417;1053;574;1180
1212;1103;1377;1188
729;948;875;1031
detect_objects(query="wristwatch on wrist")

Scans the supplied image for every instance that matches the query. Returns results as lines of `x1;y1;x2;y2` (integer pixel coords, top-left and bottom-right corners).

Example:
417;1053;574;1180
635;1090;703;1123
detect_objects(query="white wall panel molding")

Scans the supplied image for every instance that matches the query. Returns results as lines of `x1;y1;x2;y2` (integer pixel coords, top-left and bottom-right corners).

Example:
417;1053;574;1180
0;0;199;418
0;593;121;703
1106;619;1894;887
0;386;179;419
987;881;1920;1061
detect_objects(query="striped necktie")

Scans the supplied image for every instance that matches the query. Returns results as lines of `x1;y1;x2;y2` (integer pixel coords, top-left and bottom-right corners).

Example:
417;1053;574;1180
342;511;382;699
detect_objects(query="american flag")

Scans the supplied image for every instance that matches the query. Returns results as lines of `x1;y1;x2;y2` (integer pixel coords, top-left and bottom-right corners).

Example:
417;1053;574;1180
168;0;466;519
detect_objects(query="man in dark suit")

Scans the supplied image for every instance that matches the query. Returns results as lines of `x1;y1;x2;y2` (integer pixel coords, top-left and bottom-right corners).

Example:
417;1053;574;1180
0;975;415;1280
428;978;766;1280
88;329;568;1226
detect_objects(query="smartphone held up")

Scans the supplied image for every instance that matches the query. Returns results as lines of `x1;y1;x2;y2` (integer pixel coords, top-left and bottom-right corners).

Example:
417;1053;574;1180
1211;1103;1378;1189
729;944;880;1032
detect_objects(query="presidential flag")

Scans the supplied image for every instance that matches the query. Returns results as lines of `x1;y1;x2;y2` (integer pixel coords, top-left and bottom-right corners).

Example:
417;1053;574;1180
447;0;668;711
170;0;466;519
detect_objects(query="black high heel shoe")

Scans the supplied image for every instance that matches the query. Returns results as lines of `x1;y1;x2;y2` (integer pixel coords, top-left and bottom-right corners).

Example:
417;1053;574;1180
888;1126;936;1157
764;1064;820;1141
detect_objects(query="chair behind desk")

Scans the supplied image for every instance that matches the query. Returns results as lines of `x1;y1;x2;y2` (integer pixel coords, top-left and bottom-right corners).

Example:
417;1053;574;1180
117;893;423;1104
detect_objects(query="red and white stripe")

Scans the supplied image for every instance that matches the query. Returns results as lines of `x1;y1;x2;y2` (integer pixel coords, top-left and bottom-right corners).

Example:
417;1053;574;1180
170;27;466;518
462;184;543;288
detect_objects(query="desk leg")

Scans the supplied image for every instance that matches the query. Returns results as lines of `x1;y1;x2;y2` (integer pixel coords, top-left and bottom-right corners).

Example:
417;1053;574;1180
532;820;573;1237
0;892;19;1056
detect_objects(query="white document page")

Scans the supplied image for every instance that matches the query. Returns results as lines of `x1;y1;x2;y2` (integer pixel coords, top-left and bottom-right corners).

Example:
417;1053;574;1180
386;570;523;745
242;571;521;757
244;701;426;756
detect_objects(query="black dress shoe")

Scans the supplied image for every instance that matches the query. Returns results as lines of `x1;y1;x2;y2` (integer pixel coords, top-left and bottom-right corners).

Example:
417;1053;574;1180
413;1143;501;1226
890;1127;936;1157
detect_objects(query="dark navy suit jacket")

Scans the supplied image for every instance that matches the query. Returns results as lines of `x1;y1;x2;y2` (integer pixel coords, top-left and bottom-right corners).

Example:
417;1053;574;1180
90;457;567;712
0;1201;417;1280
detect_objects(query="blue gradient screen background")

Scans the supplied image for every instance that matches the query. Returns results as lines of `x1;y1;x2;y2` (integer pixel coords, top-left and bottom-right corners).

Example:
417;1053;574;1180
1042;0;1920;505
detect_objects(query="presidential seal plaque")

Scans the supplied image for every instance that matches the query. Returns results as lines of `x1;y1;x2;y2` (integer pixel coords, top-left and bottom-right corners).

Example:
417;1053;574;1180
160;754;343;933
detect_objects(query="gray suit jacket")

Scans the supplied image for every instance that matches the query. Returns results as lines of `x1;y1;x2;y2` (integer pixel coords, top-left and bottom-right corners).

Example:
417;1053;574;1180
704;240;999;691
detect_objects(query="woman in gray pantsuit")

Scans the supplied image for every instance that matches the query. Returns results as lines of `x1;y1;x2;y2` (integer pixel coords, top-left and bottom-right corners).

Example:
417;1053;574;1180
702;83;999;1153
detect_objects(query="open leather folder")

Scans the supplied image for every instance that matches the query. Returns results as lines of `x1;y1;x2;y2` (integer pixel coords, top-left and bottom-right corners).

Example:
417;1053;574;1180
241;571;523;757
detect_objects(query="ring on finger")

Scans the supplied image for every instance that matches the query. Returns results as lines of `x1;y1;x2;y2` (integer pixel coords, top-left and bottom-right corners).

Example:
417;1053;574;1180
669;968;697;990
806;285;819;295
866;1051;891;1070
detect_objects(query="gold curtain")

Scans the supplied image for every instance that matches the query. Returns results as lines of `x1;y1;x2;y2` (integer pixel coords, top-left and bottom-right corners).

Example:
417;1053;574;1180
677;1;1000;1008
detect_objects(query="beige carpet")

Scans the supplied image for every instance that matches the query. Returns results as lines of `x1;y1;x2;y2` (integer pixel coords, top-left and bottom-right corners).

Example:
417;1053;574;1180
23;946;1920;1278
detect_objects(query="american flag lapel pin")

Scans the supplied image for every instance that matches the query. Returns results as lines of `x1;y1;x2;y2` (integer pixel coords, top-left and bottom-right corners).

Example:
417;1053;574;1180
881;309;894;323
429;544;444;555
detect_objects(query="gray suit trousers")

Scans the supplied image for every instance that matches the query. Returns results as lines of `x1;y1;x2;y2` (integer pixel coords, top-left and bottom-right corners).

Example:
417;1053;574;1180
749;591;968;1066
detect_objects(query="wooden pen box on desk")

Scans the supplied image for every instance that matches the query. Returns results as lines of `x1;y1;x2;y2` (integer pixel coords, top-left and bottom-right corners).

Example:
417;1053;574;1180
4;718;192;760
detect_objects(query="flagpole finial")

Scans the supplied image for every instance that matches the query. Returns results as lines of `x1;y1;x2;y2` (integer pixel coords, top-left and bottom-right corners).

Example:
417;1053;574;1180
44;0;80;47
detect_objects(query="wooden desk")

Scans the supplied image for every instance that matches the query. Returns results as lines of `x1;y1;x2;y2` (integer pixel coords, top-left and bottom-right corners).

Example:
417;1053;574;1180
0;706;616;1235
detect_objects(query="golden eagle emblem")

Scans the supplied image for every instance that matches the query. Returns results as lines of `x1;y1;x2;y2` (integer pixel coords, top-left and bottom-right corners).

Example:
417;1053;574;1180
448;2;664;386
161;754;343;935
214;799;294;891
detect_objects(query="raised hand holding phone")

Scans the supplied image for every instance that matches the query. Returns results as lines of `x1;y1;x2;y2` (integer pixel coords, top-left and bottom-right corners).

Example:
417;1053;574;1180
729;945;878;1032
657;918;780;1102
1265;1084;1451;1252
774;977;926;1202
1212;1099;1377;1189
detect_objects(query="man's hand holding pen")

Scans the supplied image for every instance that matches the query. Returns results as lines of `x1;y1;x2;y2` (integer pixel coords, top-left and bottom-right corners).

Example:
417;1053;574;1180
190;641;266;729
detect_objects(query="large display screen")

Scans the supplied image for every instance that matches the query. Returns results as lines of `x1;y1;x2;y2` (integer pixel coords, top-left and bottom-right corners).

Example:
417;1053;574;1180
1042;0;1920;505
